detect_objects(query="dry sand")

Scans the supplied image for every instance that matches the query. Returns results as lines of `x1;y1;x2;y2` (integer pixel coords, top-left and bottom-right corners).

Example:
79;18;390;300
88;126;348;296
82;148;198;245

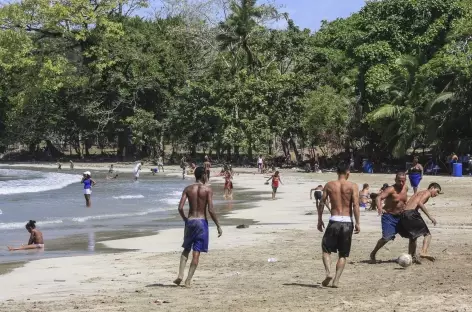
1;169;472;312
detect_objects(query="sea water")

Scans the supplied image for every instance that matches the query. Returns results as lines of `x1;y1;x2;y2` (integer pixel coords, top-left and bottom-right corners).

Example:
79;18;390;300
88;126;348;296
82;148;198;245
0;168;189;263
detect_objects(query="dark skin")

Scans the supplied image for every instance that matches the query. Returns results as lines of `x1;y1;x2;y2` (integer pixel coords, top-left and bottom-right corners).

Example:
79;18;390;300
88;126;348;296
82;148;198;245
8;226;44;251
317;172;360;288
174;175;222;287
370;174;408;263
81;175;96;208
310;186;330;213
404;188;440;262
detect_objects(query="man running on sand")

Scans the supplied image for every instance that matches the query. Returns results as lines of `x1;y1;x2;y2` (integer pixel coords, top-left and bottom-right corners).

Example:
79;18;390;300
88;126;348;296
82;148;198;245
318;163;360;288
174;167;222;287
370;172;408;263
399;183;441;263
310;185;330;213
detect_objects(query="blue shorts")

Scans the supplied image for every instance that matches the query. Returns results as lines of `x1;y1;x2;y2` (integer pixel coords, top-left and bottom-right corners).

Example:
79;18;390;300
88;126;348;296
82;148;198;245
182;219;209;252
382;213;401;241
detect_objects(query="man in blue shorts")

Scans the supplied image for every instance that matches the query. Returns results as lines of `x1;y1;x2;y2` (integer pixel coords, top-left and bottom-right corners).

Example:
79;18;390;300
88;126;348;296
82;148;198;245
370;172;408;263
174;167;223;287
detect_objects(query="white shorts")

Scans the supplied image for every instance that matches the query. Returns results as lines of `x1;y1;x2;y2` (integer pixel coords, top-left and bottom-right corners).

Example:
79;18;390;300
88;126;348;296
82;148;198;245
134;172;139;178
84;189;92;195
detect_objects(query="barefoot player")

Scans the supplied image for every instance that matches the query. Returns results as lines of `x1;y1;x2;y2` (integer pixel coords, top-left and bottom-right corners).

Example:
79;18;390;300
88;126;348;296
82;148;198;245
369;172;408;263
174;167;223;287
399;182;441;263
318;163;360;288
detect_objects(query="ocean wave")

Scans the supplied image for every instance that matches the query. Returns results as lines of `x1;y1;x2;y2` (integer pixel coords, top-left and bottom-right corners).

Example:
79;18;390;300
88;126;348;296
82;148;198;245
71;209;163;223
0;169;80;195
160;198;179;205
112;195;145;199
0;219;63;230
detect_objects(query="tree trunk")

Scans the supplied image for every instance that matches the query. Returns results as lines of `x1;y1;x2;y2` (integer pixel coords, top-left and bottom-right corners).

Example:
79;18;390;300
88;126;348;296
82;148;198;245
289;137;301;162
281;138;289;157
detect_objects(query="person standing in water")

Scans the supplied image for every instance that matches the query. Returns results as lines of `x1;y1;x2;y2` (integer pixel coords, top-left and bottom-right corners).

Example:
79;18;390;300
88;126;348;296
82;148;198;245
81;171;96;208
69;160;74;170
407;156;423;194
399;183;441;263
317;163;360;288
174;167;222;287
8;220;44;251
266;171;283;200
133;162;143;181
180;155;187;180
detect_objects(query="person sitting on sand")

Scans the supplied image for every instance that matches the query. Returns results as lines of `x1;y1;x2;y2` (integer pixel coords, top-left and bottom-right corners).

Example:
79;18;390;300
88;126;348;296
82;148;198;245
398;183;441;264
359;184;371;210
8;220;44;251
369;183;388;211
266;171;283;200
151;168;158;175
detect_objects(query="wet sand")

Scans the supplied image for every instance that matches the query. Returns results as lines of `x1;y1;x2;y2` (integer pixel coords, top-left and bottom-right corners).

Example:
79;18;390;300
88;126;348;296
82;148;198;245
1;170;472;311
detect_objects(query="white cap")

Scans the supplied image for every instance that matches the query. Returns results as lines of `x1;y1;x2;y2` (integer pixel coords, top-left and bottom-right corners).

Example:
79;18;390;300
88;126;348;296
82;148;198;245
84;171;91;176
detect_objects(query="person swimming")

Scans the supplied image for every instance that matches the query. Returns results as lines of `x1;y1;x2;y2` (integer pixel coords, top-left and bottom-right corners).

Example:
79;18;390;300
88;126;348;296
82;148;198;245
8;220;44;251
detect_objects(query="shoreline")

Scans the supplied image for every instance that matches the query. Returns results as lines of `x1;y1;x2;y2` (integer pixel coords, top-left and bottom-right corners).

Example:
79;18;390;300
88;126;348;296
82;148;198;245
1;168;472;310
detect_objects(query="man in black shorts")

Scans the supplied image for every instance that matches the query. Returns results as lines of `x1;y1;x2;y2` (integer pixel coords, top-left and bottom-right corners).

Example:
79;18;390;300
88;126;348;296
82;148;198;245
399;182;441;263
310;185;330;213
317;163;360;288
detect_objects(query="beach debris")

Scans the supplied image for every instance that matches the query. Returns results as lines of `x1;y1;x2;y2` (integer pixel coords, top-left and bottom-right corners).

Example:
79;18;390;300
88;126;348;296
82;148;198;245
236;224;249;229
154;300;170;304
305;211;315;215
268;258;277;263
53;279;66;282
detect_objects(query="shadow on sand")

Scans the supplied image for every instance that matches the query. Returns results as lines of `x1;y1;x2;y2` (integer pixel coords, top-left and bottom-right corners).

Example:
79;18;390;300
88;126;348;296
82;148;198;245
282;283;323;289
146;283;179;288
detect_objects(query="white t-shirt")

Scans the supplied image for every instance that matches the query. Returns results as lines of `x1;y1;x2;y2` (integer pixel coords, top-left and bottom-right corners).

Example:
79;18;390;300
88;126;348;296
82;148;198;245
258;158;263;164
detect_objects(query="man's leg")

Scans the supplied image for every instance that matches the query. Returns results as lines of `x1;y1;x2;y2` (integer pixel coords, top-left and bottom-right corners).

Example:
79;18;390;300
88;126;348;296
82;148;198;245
420;234;435;261
184;251;200;287
332;256;346;288
370;238;388;263
174;249;190;285
408;238;421;264
322;252;332;286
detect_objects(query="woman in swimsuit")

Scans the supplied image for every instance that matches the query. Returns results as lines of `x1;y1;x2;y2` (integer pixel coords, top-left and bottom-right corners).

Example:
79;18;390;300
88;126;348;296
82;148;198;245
407;157;423;194
82;171;96;207
223;170;233;200
8;220;44;251
359;183;371;210
266;171;283;200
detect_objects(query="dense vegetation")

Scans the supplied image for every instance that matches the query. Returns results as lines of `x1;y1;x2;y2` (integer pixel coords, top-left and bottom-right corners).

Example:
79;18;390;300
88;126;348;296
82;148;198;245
0;0;471;164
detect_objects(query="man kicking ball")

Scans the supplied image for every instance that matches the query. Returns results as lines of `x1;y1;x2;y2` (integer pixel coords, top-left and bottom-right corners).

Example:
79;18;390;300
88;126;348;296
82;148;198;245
174;167;223;287
399;182;441;263
370;172;408;263
318;163;360;288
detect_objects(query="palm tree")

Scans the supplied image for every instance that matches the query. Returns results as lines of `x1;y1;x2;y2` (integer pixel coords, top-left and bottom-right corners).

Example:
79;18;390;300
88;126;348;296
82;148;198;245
367;55;427;157
216;0;264;70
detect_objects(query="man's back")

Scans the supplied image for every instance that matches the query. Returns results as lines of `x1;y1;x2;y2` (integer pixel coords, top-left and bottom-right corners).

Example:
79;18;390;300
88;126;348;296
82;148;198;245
404;190;429;211
326;180;356;217
185;183;210;219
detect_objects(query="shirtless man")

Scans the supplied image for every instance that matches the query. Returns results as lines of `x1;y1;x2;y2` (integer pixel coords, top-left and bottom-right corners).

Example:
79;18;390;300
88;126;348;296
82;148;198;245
310;185;330;213
174;167;222;287
203;156;211;183
370;172;408;263
399;183;441;263
318;163;360;288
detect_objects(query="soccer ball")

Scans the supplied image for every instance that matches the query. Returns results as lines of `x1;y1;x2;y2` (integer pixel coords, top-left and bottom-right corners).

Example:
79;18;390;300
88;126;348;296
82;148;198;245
397;253;413;268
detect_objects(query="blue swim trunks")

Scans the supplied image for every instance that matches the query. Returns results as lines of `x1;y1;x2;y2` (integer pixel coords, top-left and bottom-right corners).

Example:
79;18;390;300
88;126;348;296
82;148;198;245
182;219;209;252
382;213;401;241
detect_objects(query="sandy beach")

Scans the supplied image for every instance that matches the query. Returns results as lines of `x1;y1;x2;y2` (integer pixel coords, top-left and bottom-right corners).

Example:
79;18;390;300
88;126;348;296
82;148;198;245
1;167;472;312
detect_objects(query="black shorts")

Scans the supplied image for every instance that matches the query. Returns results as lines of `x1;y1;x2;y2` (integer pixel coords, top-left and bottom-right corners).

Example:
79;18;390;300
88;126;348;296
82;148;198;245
314;190;322;200
206;170;210;179
399;210;430;239
322;221;354;257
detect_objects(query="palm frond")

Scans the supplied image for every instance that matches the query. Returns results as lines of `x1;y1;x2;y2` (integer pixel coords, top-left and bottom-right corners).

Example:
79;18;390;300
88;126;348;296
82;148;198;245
427;92;456;112
368;104;403;122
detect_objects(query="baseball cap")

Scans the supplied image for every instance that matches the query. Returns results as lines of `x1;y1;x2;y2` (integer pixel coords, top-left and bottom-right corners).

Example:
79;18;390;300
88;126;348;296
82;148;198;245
84;171;91;176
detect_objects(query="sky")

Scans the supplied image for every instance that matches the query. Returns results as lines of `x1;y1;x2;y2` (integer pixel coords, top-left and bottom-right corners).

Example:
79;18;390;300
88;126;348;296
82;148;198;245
273;0;366;30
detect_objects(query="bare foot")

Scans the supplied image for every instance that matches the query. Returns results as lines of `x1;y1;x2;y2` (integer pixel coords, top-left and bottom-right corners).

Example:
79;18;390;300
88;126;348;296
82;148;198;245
322;276;332;287
173;278;182;286
420;254;436;262
7;246;13;251
369;252;377;264
413;256;422;265
184;281;191;288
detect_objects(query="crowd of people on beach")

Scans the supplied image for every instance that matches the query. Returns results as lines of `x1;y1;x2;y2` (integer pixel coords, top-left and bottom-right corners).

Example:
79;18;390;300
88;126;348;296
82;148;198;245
6;155;443;290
